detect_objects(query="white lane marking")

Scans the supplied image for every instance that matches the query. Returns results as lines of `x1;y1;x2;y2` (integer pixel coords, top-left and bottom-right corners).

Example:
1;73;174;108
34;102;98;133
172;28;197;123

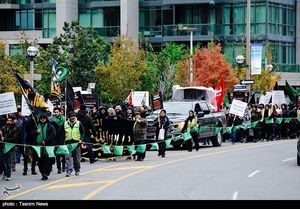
248;170;260;178
282;157;295;162
232;191;239;200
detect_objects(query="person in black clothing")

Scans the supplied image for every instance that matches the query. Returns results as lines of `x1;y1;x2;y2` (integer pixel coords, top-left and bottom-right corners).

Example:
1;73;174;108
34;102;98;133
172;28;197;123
76;105;98;164
181;110;199;151
26;115;39;175
115;105;125;120
49;107;66;174
31;114;56;180
154;109;170;157
98;106;108;120
0;116;20;181
139;106;150;118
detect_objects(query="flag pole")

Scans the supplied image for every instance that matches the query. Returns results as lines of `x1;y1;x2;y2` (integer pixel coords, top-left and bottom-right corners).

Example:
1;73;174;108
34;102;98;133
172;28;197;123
65;78;67;119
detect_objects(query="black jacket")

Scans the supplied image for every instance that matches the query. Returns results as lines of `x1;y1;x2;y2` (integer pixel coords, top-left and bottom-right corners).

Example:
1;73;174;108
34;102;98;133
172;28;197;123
1;124;20;144
49;117;66;145
76;110;96;137
31;122;56;146
154;116;170;140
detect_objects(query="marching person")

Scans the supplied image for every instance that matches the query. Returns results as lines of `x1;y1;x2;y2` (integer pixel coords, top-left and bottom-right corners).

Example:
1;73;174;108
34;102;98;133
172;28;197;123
181;110;199;152
65;111;85;177
154;109;170;158
50;107;66;174
0;116;20;181
76;105;98;164
133;112;148;161
31;114;56;180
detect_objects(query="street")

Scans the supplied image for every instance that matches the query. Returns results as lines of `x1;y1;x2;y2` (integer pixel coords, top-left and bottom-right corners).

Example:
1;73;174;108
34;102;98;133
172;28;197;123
1;139;299;200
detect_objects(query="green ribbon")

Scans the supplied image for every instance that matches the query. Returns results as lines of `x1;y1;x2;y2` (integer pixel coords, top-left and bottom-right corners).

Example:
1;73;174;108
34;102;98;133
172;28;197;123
251;121;259;128
165;139;173;149
150;143;159;151
183;132;192;141
45;146;55;158
242;124;251;129
127;145;136;155
225;127;232;133
113;146;123;156
32;146;41;158
214;127;222;134
102;145;111;154
284;118;292;123
275;118;283;124
3;143;15;154
68;143;78;153
172;135;182;142
136;144;146;153
265;118;274;124
56;145;69;155
233;125;241;131
199;126;206;133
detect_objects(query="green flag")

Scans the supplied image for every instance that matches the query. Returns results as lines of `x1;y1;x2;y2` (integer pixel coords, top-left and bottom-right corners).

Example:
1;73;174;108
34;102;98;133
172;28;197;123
136;144;146;153
225;127;232;133
284;118;292;123
3;143;15;154
251;121;259;128
102;145;111;154
113;146;123;156
275;118;283;124
183;132;192;141
265;118;274;124
150;143;159;151
165;139;173;148
243;124;251;129
172;135;182;142
56;145;69;155
233;125;241;131
199;126;206;133
45;146;55;158
214;127;222;134
68;143;78;152
127;145;136;155
284;80;298;102
32;146;41;158
224;93;230;108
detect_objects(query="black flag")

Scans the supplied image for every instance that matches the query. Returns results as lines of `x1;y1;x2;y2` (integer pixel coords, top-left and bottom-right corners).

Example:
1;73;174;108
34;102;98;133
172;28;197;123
66;80;75;114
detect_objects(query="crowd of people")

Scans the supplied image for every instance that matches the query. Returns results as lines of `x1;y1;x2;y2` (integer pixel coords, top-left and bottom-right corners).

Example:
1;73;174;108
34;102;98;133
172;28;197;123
1;101;300;182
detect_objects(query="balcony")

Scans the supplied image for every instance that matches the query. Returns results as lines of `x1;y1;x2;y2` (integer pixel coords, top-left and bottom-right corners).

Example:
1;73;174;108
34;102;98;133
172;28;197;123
94;26;120;37
0;0;20;9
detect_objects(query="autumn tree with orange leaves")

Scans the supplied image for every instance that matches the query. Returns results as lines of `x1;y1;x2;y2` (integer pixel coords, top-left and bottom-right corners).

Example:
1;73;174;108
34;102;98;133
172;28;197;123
192;42;239;92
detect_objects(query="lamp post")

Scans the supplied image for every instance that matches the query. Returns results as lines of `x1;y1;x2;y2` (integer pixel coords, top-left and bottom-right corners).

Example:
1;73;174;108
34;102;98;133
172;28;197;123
266;64;273;72
26;46;38;88
246;0;251;92
175;24;197;86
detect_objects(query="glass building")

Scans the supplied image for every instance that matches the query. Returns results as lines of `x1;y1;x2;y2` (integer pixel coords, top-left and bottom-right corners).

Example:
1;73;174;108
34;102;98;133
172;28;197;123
0;0;299;84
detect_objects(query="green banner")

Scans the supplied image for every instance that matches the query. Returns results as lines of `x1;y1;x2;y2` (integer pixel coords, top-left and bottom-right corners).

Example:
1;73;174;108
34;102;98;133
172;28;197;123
183;132;192;141
251;121;259;128
102;145;111;154
150;143;159;151
136;144;146;153
32;146;41;158
214;127;222;134
56;145;69;155
242;124;251;129
199;126;206;133
68;143;78;153
225;127;232;133
275;118;283;124
113;146;123;156
127;145;136;155
284;118;292;123
265;118;274;124
45;146;55;158
233;125;241;131
3;143;15;154
172;135;182;142
165;139;173;149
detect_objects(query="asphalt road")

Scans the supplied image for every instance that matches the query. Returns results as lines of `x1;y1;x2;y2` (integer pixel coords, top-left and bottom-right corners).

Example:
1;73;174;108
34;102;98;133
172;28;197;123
1;139;299;200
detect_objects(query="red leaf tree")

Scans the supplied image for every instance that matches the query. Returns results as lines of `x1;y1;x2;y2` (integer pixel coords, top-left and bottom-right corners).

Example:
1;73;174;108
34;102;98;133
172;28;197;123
192;43;239;92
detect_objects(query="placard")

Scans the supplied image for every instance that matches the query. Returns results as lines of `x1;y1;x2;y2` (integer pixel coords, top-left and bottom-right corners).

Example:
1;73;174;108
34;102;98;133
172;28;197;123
151;92;163;110
21;95;31;116
272;91;286;105
133;91;149;107
0;92;17;115
229;99;248;117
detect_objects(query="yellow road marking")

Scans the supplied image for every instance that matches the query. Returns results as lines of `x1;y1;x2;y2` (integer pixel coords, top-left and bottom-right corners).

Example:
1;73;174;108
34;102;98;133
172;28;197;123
45;180;114;190
102;166;153;171
83;140;295;200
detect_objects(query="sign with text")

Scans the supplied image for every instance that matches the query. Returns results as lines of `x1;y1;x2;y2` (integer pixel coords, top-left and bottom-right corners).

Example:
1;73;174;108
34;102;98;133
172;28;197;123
259;92;272;105
21;95;31;116
82;94;99;109
133;91;149;107
251;43;263;75
0;92;17;115
74;91;84;110
229;99;248;117
151;92;163;111
272;91;286;106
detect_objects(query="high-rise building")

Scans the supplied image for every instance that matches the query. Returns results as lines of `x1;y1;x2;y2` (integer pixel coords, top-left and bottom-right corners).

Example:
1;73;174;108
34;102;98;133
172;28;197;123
1;0;299;86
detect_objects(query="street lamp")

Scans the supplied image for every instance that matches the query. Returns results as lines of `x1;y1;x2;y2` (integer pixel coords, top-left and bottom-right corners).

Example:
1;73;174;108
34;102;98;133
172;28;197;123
236;55;245;65
266;64;273;72
26;46;38;87
175;24;197;86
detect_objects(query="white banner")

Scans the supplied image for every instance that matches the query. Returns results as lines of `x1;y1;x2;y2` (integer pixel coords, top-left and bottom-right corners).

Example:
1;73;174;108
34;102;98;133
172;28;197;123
229;99;248;117
133;91;149;107
0;92;17;115
21;95;31;116
272;91;286;106
47;99;54;113
259;92;272;105
251;43;263;75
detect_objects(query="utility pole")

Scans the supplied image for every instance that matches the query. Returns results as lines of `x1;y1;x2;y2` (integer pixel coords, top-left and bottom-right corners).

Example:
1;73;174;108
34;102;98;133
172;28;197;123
246;0;251;93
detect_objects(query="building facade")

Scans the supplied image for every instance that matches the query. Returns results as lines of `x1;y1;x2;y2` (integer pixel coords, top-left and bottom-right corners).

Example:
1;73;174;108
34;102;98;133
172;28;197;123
0;0;299;85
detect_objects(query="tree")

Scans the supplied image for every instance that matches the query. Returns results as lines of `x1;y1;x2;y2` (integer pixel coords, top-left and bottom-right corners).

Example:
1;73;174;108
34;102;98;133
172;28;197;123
96;37;147;103
35;21;110;94
192;42;239;92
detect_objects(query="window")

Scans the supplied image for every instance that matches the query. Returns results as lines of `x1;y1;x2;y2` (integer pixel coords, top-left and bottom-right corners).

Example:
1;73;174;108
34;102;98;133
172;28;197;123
9;44;22;56
43;9;56;38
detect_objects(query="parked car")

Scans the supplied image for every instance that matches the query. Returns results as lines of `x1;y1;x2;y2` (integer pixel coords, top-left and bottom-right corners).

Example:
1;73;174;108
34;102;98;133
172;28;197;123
146;100;226;148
